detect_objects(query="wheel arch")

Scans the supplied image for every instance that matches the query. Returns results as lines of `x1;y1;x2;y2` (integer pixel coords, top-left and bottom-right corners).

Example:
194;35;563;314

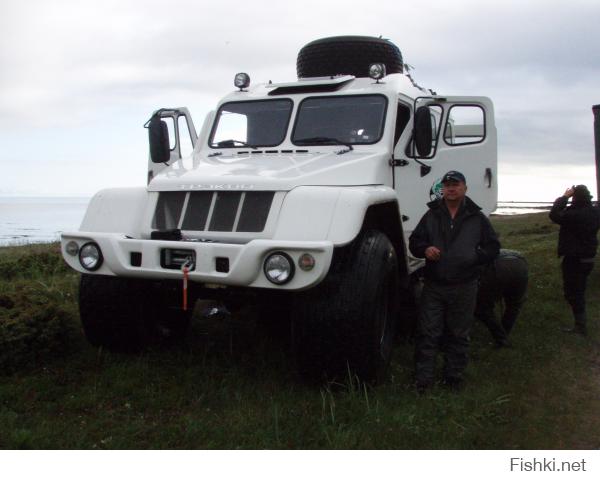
270;186;410;284
80;187;151;238
361;201;409;285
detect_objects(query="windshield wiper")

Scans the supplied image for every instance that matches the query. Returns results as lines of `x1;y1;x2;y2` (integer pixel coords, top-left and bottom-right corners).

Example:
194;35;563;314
211;139;257;149
295;136;353;149
295;136;354;155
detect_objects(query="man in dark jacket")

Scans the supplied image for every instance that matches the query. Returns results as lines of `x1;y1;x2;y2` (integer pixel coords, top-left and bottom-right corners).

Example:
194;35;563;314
549;185;600;335
409;171;500;391
475;249;528;347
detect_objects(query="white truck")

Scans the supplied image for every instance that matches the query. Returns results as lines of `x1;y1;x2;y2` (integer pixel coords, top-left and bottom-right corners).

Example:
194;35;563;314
61;36;497;382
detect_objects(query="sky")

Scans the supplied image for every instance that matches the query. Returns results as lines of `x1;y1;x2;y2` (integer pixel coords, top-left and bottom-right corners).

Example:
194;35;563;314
1;0;599;202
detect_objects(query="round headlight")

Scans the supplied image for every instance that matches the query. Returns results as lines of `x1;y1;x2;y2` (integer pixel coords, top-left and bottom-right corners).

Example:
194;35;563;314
264;252;294;285
234;72;250;89
65;241;79;256
369;63;386;80
79;242;103;271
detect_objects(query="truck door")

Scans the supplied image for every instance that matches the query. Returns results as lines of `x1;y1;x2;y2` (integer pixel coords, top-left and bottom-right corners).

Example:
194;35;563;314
392;96;497;234
146;107;198;183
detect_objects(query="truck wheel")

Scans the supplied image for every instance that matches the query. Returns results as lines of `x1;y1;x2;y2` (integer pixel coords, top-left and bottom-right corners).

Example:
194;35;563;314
257;294;292;346
292;230;399;383
79;275;191;351
148;281;193;345
152;304;192;345
296;36;403;79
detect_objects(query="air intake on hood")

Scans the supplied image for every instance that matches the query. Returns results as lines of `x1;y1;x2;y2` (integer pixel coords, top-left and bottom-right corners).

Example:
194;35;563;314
153;191;274;233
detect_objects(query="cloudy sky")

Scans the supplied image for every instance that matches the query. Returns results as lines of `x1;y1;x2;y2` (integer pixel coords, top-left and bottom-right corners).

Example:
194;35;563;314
1;0;599;201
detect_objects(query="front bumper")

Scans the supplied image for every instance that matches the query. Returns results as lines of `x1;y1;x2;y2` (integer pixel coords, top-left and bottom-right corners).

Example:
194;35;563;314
60;232;334;290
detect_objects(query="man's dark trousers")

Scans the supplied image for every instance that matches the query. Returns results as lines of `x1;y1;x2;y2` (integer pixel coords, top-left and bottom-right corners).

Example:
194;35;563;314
415;279;478;385
562;256;594;326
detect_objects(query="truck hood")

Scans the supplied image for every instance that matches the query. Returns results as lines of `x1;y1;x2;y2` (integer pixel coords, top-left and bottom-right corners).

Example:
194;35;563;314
148;150;389;191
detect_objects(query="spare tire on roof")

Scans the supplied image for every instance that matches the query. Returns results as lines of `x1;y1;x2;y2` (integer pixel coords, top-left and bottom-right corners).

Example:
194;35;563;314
296;36;403;79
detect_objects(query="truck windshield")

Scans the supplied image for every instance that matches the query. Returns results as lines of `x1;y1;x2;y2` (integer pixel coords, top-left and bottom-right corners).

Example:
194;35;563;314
292;95;387;146
210;99;293;148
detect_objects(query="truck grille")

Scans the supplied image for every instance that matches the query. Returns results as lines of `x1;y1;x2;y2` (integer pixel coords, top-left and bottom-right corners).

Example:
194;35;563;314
153;191;274;233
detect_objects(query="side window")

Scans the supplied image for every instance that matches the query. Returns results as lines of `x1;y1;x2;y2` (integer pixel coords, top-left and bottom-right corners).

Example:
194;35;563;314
394;103;410;146
428;105;443;150
430;112;437;139
444;105;485;145
405;104;443;158
177;116;194;157
161;116;176;150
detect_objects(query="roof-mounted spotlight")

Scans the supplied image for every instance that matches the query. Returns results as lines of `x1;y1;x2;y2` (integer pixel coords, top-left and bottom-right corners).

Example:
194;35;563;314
234;72;250;91
369;63;386;83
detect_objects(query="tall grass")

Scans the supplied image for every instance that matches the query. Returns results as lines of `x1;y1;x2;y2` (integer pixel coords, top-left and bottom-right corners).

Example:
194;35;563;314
0;213;599;449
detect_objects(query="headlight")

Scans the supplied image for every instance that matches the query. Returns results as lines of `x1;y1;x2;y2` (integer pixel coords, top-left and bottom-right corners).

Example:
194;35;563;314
369;63;386;81
79;242;103;271
263;252;294;285
234;72;250;90
65;241;79;256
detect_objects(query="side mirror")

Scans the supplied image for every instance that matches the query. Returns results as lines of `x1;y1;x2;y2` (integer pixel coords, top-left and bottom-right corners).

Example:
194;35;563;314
148;116;170;164
414;106;433;157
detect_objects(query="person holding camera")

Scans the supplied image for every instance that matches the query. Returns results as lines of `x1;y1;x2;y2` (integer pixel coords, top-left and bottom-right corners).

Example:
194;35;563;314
549;185;600;336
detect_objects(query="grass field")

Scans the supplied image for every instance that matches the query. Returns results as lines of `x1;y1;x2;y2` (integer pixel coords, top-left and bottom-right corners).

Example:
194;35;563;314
1;212;599;449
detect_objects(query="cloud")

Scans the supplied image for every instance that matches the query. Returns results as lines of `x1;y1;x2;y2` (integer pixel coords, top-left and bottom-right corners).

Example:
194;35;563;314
0;0;599;198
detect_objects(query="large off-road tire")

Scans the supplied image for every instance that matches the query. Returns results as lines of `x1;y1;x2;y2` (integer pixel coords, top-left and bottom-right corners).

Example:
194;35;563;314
296;36;403;79
149;282;193;345
396;273;422;339
292;230;399;383
256;293;292;347
79;274;191;352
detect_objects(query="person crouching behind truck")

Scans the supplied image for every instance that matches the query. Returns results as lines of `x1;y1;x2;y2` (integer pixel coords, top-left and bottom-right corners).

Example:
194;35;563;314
549;185;600;336
409;171;500;392
475;249;528;348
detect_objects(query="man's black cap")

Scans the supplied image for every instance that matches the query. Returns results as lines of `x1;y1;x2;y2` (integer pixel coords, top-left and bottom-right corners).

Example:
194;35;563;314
441;170;466;184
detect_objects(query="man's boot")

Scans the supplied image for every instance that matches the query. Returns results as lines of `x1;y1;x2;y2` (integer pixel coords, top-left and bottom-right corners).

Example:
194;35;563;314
562;312;587;336
574;312;588;335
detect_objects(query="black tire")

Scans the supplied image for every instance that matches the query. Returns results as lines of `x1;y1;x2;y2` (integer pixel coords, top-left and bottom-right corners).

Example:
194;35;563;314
152;305;192;345
79;274;191;352
149;282;193;345
296;36;403;79
396;274;421;339
292;230;399;383
257;294;292;346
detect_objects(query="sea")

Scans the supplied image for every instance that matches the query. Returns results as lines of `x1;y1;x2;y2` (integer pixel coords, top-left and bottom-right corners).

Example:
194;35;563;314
0;197;91;247
0;196;552;247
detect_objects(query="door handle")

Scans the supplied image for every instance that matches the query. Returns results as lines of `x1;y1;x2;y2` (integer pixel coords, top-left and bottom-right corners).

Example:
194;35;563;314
485;168;492;188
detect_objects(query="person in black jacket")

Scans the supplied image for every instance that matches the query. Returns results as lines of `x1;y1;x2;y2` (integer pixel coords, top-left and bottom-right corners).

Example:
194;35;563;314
549;185;600;335
409;171;500;391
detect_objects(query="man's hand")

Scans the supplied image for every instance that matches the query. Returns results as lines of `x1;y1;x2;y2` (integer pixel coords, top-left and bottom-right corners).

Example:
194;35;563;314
564;187;575;198
425;246;441;261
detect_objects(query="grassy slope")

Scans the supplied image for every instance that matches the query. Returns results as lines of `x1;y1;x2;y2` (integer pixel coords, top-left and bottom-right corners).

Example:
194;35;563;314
0;213;599;449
